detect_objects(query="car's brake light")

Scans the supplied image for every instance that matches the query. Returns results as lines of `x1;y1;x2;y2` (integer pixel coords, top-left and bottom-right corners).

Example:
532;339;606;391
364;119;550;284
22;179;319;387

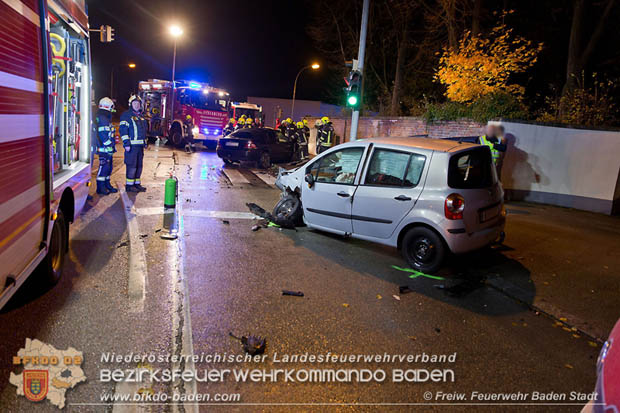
445;193;465;220
246;141;257;149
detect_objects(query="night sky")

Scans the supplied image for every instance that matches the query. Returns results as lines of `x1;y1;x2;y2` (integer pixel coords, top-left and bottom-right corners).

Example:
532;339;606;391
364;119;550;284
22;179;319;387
88;0;329;106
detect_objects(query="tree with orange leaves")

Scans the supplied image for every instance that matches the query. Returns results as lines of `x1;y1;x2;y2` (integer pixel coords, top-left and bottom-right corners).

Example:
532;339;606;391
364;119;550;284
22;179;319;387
435;15;543;103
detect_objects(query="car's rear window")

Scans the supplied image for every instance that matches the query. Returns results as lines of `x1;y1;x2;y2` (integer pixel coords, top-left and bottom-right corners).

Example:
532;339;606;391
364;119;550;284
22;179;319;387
230;130;264;143
448;147;494;189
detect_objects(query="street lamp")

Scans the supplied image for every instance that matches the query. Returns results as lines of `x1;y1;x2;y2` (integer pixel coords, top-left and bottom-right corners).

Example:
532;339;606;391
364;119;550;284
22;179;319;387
110;63;136;100
169;25;183;121
291;63;320;119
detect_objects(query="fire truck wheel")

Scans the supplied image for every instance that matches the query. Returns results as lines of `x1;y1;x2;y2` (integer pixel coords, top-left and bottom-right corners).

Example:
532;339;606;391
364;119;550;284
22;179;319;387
40;210;67;286
170;125;183;147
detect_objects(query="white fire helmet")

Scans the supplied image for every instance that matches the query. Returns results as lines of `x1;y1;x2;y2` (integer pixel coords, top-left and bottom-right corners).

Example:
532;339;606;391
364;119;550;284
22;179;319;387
98;97;115;112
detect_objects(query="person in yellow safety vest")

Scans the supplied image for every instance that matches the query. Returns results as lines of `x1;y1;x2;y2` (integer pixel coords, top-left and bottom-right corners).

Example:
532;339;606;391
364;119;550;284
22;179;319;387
246;118;254;128
224;118;235;136
478;124;507;179
234;118;245;131
317;116;334;154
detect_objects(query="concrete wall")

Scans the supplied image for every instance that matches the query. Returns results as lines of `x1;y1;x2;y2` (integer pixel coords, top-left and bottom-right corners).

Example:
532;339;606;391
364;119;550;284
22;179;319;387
247;97;346;128
497;121;620;215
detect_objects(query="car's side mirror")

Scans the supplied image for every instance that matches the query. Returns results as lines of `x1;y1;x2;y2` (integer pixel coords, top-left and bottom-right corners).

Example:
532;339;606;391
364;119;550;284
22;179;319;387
304;173;315;187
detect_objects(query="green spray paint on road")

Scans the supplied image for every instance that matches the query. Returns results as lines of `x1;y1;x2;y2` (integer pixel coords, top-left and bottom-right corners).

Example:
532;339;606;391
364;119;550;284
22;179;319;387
391;265;445;280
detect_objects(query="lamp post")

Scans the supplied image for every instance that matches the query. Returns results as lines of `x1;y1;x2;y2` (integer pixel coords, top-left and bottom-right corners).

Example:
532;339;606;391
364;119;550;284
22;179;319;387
169;25;183;121
291;63;320;119
110;63;136;100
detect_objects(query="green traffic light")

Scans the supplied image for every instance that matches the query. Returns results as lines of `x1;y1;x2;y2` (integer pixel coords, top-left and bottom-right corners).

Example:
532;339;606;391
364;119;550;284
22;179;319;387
347;95;358;106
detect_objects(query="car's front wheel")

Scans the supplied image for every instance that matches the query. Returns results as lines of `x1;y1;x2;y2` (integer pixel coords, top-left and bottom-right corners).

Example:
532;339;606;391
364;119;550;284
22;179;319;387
272;194;303;227
401;227;445;274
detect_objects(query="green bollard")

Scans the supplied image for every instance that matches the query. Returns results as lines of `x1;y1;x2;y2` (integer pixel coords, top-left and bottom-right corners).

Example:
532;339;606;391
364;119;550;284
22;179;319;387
164;176;177;209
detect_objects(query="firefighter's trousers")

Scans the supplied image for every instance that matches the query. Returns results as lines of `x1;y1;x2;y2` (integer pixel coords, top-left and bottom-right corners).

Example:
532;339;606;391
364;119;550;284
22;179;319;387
124;145;144;186
97;153;113;182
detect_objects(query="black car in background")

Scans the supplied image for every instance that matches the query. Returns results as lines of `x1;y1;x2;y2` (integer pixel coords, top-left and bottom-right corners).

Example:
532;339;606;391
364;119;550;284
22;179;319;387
216;127;296;168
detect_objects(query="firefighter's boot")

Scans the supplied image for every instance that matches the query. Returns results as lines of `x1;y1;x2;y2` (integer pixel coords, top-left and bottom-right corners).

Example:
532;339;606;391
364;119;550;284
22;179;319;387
96;182;110;195
126;185;140;193
134;184;147;192
105;181;118;193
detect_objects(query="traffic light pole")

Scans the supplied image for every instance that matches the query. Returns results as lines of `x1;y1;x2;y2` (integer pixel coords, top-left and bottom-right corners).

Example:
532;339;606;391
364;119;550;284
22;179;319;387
350;0;370;141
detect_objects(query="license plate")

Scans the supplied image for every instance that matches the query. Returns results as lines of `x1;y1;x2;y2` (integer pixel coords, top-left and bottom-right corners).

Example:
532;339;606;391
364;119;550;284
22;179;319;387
480;205;500;222
226;142;239;147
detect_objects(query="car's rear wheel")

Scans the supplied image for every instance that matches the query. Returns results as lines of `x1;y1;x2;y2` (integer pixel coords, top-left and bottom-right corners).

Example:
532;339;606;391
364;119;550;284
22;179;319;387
401;227;445;274
38;210;67;286
259;152;271;169
272;195;302;226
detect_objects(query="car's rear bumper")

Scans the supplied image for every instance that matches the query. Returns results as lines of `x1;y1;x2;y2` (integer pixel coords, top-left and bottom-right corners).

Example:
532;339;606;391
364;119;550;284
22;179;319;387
444;217;505;254
216;148;260;162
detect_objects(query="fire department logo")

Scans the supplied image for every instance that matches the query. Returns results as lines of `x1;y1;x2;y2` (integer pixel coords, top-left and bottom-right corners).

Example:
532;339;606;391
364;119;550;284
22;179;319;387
9;339;86;409
23;370;48;402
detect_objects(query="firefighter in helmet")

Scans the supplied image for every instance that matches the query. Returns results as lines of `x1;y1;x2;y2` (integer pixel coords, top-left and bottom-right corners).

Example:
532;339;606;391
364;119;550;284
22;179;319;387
295;121;308;160
235;118;246;131
314;119;323;154
317;116;334;154
120;95;148;192
224;118;235;136
246;118;254;128
96;97;117;195
285;117;296;139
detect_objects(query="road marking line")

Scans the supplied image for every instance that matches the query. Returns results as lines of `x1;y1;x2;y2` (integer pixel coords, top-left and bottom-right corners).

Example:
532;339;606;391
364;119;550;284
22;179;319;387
135;207;258;220
221;168;250;185
251;169;277;186
118;185;147;311
170;179;199;413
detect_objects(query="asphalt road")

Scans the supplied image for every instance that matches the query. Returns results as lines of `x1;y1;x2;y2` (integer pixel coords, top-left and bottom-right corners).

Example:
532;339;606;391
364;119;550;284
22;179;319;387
0;143;616;412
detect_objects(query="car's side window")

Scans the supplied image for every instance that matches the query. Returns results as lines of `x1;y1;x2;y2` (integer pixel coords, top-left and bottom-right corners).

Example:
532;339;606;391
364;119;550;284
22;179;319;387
364;149;426;187
314;148;364;185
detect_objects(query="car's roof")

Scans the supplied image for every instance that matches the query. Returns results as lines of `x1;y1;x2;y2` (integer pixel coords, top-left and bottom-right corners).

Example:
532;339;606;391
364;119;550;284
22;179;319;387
346;136;479;153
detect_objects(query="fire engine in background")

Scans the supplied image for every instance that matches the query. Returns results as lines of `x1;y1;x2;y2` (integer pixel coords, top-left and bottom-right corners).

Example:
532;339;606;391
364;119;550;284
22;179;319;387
139;79;231;148
230;102;263;125
0;0;94;309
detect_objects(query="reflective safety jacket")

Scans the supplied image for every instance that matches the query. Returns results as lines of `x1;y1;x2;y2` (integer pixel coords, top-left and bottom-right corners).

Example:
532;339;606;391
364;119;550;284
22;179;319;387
478;135;506;165
119;110;147;148
96;109;115;155
295;128;307;145
318;123;334;147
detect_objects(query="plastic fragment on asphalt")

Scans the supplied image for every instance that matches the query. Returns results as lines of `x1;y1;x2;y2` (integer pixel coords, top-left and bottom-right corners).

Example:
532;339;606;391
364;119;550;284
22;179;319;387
588;341;598;347
572;334;580;339
222;220;230;225
435;328;441;333
393;295;401;301
282;290;304;297
409;336;417;341
229;332;266;356
117;240;129;248
391;265;445;280
376;294;382;299
564;364;574;369
342;303;349;308
251;225;261;231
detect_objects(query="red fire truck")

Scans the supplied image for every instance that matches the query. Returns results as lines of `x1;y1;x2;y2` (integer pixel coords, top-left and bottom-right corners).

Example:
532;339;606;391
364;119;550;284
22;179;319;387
139;79;231;148
0;0;93;309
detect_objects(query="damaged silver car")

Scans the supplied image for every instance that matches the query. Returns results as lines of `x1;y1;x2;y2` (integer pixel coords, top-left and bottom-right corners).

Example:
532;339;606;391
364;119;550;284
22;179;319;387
274;137;506;273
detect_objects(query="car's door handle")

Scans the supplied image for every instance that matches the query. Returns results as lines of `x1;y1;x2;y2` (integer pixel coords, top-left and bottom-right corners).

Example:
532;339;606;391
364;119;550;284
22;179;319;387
337;191;351;198
394;195;412;201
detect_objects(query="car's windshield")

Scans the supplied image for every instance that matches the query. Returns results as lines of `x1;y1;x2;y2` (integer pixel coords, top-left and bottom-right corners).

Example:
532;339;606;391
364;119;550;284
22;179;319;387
181;89;229;111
